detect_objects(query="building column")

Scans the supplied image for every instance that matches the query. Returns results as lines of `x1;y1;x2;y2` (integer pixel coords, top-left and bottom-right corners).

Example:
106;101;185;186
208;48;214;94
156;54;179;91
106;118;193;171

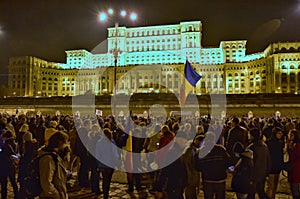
135;72;139;92
159;71;162;91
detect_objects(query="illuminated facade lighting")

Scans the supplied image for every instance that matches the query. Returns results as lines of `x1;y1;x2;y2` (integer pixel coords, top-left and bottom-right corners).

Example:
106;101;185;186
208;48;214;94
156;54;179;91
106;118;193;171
7;21;300;97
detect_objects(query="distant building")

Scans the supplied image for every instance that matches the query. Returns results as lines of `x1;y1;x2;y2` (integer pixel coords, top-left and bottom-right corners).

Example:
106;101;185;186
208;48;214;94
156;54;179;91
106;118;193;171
8;21;300;97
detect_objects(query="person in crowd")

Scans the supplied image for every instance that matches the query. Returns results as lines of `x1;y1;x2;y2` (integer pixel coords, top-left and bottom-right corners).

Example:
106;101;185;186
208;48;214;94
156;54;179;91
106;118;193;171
74;119;92;189
88;124;102;196
124;127;145;197
287;129;300;199
14;116;27;139
28;117;37;139
266;127;284;199
36;118;46;147
0;130;19;199
231;142;254;199
195;131;232;199
5;118;16;137
196;125;205;136
262;118;275;142
44;120;58;146
183;134;204;199
226;117;248;157
155;130;189;199
39;131;69;199
18;131;39;198
184;123;193;139
18;123;30;155
96;128;118;199
222;120;232;147
285;119;296;138
159;125;175;149
247;128;271;199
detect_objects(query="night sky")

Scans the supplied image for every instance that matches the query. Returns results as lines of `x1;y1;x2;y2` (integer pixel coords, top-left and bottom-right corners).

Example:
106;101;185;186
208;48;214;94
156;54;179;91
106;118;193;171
1;0;300;84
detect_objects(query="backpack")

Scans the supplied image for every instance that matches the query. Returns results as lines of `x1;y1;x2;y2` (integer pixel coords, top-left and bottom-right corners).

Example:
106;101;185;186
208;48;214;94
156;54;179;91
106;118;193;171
24;153;58;197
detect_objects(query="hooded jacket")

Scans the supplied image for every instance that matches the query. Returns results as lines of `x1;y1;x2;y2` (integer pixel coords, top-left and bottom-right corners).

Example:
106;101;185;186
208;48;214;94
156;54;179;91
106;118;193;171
38;149;68;199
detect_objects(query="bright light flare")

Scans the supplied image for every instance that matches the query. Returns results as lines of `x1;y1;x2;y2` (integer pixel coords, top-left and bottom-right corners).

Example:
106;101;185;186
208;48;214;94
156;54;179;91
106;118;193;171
120;10;127;17
130;12;137;21
99;12;107;21
108;8;114;15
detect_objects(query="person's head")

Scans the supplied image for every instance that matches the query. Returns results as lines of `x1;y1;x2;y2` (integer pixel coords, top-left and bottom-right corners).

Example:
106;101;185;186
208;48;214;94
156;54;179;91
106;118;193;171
193;134;205;148
0;117;7;125
103;122;111;130
268;118;274;126
19;124;29;133
272;127;283;140
103;128;113;141
20;117;27;124
288;129;300;143
196;125;204;135
83;119;92;130
1;130;14;140
233;142;245;158
250;128;261;141
184;123;192;132
47;131;69;151
49;120;58;128
91;124;100;133
231;118;240;128
204;131;216;145
161;125;171;134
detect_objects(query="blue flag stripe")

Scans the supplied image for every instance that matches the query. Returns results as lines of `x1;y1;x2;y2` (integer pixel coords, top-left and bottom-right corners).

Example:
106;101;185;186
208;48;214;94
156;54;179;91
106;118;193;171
185;60;202;86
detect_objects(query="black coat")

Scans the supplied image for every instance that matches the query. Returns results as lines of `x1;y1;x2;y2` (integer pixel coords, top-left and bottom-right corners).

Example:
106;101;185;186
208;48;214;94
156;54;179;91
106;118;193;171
231;152;254;194
266;137;284;174
0;139;18;176
248;140;271;179
156;143;188;192
196;144;231;182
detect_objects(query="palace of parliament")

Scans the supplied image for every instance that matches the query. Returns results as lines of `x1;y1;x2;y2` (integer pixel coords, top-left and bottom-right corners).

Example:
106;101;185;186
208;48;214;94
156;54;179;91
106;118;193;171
8;21;300;97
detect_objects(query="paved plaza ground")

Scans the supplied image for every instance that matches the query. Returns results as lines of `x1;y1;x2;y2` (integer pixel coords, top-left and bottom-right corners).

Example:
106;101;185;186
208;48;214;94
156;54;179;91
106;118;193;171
6;170;293;198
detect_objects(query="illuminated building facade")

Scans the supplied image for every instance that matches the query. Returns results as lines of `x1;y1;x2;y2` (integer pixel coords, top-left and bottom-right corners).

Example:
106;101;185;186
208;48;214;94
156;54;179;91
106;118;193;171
8;21;300;97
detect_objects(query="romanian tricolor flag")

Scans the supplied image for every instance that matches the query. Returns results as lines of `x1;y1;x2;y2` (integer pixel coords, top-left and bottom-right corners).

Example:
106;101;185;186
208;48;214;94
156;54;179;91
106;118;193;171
179;60;202;106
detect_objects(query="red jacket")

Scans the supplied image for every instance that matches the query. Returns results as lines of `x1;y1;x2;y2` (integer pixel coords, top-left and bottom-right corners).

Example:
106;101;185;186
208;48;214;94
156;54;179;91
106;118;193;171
289;143;300;183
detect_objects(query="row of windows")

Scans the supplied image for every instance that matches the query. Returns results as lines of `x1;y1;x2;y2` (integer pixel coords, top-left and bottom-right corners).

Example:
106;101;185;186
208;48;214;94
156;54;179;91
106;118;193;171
122;28;182;37
126;38;181;45
281;65;300;69
280;58;300;61
225;44;244;49
126;45;181;52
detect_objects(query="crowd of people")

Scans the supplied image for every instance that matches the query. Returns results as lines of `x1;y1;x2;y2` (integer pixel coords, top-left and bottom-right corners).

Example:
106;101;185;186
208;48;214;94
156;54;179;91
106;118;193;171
0;111;299;199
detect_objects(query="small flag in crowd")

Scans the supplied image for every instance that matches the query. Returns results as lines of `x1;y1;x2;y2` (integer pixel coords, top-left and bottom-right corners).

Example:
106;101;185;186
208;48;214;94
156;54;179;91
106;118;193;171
179;60;202;106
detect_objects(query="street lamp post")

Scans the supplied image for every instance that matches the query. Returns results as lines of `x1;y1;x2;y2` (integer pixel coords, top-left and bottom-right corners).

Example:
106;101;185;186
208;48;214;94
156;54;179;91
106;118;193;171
110;22;122;95
99;8;137;95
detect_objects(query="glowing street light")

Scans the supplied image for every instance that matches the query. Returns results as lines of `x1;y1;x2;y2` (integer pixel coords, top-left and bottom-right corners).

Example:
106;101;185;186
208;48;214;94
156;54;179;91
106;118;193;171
99;12;107;21
120;10;127;17
98;8;137;95
108;8;114;15
130;12;137;21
